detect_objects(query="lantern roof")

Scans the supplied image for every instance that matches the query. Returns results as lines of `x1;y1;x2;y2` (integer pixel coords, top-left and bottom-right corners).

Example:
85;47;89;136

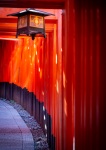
7;8;54;17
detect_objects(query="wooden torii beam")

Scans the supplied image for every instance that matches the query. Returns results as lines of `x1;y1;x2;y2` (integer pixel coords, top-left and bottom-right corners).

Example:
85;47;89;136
0;0;64;9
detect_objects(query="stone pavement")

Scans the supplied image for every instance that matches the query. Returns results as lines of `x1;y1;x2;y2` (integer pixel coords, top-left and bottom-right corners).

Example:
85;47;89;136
0;100;34;150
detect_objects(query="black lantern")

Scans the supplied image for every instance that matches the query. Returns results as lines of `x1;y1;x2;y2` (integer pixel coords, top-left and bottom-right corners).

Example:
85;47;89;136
7;8;54;40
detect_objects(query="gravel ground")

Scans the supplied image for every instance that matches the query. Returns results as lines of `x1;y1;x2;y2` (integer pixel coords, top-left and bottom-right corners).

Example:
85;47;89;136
0;98;49;150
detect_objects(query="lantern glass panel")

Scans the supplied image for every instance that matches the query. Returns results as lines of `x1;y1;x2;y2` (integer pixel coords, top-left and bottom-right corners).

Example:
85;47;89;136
18;15;27;29
30;15;44;28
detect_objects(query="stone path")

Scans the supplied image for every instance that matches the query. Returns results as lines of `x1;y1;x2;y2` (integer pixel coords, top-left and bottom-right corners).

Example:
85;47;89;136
0;100;34;150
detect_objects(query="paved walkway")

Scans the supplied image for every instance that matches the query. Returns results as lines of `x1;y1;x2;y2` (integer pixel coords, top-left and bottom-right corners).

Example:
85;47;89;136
0;100;34;150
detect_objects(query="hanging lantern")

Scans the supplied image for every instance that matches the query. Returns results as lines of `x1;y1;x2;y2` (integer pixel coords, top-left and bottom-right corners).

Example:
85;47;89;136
7;8;54;40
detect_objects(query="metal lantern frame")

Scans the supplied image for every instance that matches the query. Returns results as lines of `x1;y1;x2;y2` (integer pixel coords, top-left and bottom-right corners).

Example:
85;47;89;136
7;8;54;40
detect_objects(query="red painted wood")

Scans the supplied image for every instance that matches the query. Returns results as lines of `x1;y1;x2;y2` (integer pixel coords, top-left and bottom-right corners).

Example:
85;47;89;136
63;0;106;150
0;0;64;9
61;0;75;149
